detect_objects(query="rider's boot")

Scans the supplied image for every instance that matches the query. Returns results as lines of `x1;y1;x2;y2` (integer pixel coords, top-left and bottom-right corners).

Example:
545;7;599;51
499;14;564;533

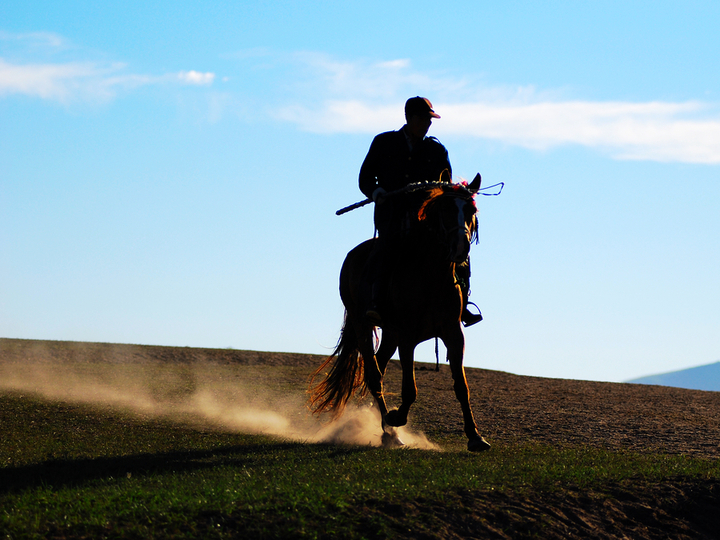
456;259;483;327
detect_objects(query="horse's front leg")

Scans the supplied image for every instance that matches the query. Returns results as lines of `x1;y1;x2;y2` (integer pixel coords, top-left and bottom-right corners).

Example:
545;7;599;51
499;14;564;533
445;329;491;452
384;341;417;428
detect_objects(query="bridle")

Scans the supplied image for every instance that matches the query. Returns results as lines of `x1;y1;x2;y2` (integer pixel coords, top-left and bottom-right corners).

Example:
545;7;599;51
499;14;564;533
417;187;478;262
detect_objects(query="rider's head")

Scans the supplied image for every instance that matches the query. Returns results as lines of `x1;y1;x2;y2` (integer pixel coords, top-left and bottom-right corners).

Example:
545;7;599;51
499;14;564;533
404;97;440;141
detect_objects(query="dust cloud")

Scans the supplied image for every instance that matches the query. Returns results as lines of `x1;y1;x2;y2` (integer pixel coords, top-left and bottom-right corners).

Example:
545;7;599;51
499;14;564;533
0;345;439;451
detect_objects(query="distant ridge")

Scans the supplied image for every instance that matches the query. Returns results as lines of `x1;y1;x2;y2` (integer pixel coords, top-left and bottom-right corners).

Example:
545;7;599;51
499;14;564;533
627;361;720;392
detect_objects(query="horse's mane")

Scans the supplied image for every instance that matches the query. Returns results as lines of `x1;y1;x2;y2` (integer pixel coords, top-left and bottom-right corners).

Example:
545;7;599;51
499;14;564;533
415;183;478;243
417;186;445;222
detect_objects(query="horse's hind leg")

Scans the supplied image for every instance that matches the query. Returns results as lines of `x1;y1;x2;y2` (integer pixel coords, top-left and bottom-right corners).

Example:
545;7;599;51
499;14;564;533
375;329;397;375
357;327;389;419
360;329;405;447
445;330;491;452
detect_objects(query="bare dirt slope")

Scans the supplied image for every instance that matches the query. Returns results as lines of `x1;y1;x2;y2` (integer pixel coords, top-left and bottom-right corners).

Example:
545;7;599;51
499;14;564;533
2;337;720;539
410;362;720;459
5;337;717;458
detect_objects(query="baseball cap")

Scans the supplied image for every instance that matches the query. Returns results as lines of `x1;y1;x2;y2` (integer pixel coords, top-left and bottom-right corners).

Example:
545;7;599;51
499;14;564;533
405;96;441;119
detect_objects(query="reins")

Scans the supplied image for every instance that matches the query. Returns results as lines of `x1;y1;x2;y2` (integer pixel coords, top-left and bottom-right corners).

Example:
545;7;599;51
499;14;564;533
335;178;503;216
477;182;504;196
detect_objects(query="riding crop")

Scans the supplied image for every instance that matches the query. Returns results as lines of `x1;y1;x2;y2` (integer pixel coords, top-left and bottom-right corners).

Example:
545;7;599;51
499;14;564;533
336;173;503;216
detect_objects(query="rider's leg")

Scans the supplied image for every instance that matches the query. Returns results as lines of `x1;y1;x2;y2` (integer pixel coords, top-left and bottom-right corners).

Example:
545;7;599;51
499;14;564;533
363;200;397;326
364;244;386;325
456;258;483;327
367;234;401;326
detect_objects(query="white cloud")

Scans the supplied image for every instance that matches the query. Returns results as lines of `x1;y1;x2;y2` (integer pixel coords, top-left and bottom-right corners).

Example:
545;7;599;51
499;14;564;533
271;54;720;165
0;58;114;102
283;97;720;164
178;70;215;85
439;100;720;164
0;58;215;104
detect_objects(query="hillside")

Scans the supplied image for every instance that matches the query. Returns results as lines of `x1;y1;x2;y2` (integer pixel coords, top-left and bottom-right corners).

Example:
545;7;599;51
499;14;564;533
3;337;719;458
3;337;720;538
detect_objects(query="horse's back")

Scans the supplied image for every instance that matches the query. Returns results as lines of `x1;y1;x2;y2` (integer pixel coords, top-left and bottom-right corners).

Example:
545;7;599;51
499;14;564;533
346;238;374;261
341;239;374;277
339;238;375;310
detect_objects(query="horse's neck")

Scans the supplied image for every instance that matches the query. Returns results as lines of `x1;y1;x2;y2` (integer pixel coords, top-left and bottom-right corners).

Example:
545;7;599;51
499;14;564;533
398;230;454;279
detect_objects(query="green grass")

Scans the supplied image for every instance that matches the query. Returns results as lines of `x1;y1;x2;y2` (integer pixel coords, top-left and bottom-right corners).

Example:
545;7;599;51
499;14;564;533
2;393;719;539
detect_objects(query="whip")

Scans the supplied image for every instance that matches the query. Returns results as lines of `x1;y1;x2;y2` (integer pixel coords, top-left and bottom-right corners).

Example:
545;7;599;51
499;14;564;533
335;173;503;216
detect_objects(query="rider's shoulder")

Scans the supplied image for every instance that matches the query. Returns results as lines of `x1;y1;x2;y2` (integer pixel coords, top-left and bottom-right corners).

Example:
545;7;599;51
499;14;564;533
374;128;405;140
370;129;406;149
424;136;449;154
425;135;446;147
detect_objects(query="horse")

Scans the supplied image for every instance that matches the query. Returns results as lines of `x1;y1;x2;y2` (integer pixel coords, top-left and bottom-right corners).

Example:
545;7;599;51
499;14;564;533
309;180;491;452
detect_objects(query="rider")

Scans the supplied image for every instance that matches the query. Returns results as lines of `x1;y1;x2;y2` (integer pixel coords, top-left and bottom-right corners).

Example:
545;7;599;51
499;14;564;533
358;96;483;327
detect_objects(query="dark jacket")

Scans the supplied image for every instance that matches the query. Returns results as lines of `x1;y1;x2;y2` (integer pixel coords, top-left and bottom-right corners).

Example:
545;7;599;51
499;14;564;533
359;126;451;199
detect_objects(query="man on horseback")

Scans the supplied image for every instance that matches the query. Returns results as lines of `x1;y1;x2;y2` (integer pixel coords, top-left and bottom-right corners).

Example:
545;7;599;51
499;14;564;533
359;96;483;327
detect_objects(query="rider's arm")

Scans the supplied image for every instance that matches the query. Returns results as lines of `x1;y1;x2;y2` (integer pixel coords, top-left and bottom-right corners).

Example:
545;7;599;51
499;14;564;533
359;135;382;199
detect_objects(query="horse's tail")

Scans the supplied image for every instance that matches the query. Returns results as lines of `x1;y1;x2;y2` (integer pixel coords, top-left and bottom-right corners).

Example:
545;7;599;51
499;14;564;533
308;312;367;417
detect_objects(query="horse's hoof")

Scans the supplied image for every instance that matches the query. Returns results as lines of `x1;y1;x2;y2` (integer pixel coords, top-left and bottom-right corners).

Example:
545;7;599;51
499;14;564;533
468;436;491;452
381;431;405;448
384;409;407;427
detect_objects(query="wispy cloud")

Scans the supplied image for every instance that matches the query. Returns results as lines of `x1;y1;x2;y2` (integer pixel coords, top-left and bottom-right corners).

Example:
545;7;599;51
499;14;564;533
0;58;216;104
0;30;215;104
288;52;433;99
0;58;119;102
177;70;215;85
0;30;66;49
439;100;720;164
270;53;720;164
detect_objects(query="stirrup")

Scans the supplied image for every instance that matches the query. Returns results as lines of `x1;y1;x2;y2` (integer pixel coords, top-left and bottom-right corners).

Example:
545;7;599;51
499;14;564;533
462;302;483;327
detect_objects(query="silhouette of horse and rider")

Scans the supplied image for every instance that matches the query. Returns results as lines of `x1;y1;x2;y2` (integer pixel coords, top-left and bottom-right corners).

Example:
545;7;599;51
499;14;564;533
310;97;491;452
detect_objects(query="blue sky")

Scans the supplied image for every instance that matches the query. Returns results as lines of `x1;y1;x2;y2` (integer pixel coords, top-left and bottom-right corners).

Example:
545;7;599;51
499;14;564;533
2;1;719;382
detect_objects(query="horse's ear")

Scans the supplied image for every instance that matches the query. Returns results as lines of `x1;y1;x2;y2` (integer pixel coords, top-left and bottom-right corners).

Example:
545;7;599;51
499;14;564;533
468;173;482;192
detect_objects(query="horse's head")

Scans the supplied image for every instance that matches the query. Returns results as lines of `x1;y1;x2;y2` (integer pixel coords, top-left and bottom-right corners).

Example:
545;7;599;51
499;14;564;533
417;183;478;263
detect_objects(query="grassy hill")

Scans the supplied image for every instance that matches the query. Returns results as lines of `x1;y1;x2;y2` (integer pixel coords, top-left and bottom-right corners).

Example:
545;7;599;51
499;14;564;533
2;337;720;539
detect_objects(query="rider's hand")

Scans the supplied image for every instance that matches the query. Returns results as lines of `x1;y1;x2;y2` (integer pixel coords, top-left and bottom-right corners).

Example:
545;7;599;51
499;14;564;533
372;187;387;204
